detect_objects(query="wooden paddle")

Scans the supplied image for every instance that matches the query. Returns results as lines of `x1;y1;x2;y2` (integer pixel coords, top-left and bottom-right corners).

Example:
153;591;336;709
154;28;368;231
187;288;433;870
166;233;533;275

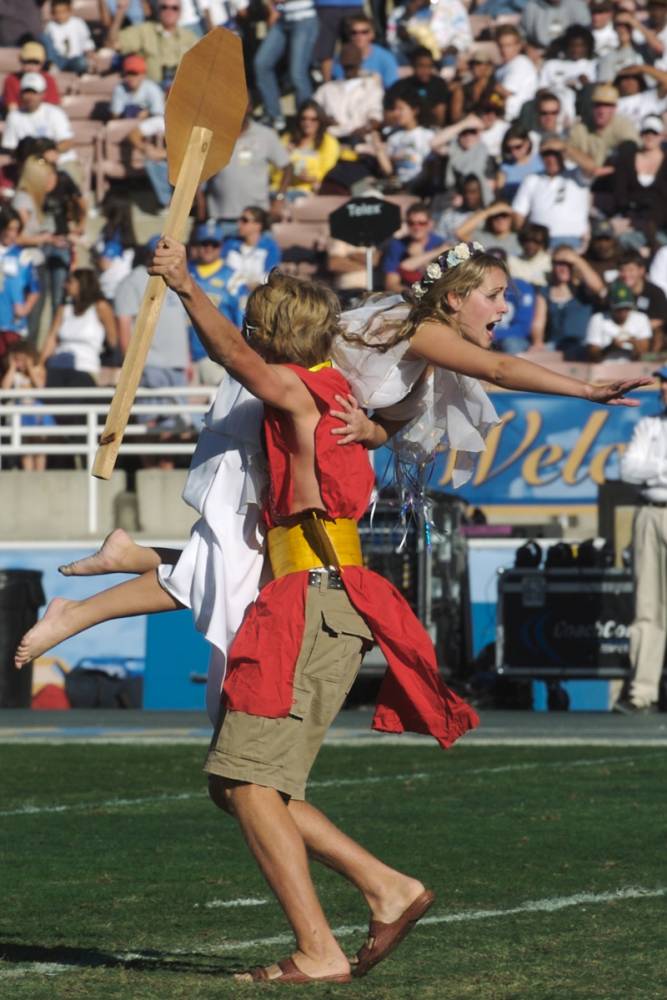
92;28;247;480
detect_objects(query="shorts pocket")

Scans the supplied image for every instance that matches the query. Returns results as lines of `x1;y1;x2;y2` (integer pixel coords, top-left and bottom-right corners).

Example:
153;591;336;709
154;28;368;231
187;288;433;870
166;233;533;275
320;607;374;649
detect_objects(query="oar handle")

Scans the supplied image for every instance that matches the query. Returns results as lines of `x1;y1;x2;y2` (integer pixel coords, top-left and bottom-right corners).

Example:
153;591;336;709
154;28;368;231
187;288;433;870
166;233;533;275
92;125;213;481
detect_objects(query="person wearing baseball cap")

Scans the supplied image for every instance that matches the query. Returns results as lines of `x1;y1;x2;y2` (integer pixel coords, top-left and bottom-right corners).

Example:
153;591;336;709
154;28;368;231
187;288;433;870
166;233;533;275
1;41;61;112
584;278;651;361
2;73;76;167
616;361;667;714
110;51;168;206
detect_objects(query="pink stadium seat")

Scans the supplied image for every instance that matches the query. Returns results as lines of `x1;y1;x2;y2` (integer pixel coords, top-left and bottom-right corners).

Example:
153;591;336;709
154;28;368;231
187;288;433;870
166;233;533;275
62;94;111;121
77;73;121;97
0;49;20;74
50;71;81;97
272;221;327;251
290;195;348;224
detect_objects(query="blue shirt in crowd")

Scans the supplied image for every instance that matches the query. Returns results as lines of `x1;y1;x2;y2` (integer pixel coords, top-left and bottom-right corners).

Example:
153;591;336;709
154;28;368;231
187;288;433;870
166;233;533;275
0;246;40;335
187;258;249;362
332;43;399;89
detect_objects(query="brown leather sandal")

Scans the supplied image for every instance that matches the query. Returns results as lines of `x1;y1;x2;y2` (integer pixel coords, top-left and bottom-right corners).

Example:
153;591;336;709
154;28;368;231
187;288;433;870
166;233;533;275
351;888;436;978
240;957;352;984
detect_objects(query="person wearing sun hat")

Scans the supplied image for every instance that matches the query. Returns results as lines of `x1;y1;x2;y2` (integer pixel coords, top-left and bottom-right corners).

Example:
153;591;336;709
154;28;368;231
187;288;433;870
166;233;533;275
617;362;667;713
584;278;652;361
1;42;61;112
567;82;639;170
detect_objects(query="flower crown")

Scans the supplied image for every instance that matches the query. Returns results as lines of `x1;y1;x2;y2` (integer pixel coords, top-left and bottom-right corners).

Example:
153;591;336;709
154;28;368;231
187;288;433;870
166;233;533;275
411;241;485;301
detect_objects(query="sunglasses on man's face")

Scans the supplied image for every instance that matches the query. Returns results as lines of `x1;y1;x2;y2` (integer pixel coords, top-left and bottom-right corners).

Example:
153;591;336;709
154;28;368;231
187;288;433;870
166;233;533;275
198;240;220;247
506;143;525;151
160;4;180;10
350;28;371;35
239;216;256;223
408;219;429;227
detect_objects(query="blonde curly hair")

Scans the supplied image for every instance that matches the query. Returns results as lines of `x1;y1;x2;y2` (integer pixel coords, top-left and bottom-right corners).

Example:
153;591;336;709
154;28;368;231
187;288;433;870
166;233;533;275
245;269;341;368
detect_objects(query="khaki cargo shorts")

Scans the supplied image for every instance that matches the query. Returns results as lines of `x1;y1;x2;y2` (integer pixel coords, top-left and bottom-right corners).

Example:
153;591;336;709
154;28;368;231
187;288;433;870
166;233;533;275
204;572;373;800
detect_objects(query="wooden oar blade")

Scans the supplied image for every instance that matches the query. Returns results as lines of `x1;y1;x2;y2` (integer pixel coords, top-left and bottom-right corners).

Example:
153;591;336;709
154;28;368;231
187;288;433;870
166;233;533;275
165;27;247;185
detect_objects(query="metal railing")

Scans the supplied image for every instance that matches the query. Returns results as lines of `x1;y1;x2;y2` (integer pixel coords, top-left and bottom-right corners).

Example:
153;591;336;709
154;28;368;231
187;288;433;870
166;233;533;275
0;385;217;534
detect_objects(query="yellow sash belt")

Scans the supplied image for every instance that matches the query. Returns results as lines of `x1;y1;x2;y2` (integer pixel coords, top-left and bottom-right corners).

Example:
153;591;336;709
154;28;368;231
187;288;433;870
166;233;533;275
267;513;363;578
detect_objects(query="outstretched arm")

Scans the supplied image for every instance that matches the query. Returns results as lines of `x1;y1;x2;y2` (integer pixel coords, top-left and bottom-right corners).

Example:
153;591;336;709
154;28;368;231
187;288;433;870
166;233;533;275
149;238;308;413
409;321;651;405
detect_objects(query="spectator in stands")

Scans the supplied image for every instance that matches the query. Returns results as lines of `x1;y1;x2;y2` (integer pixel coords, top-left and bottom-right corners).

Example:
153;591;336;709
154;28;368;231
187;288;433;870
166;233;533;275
384;46;449;128
494;25;538;123
612;115;667;245
569;84;640;174
529;91;570;139
188;220;249;384
485;247;538;355
509;222;552;286
520;0;591;57
597;12;646;84
496;126;543;203
253;0;319;133
614;66;667;132
512;140;591;249
0;207;40;339
449;48;497;123
91;196;138;305
2;75;77;173
382;201;440;292
538;25;596;125
115;237;192;429
0;342;52;471
109;0;198;90
313;0;365;84
111;53;165;123
456;201;521;256
583;219;622;282
222;206;281;290
590;0;617;59
441;117;495;204
332;14;399;89
40;269;116;386
99;0;147;28
476;93;509;160
199;0;249;34
205;109;293;235
12;156;72;340
44;0;96;75
386;0;472;68
278;99;340;198
313;43;383;141
531;245;602;358
371;92;435;193
433;173;484;240
617;250;667;352
585;279;652;361
2;42;61;113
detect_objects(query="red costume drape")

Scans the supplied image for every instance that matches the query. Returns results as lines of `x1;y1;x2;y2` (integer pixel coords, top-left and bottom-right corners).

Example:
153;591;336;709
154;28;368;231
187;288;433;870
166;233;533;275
223;365;479;749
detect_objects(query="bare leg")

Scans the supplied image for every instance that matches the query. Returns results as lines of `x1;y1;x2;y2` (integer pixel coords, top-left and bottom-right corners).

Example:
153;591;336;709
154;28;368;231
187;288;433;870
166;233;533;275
58;528;182;577
288;799;425;923
15;570;180;668
224;782;350;982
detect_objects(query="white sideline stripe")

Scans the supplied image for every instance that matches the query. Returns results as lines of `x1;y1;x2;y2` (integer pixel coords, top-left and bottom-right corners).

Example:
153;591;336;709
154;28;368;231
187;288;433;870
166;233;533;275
0;962;70;980
202;898;268;909
0;752;659;818
208;886;667;954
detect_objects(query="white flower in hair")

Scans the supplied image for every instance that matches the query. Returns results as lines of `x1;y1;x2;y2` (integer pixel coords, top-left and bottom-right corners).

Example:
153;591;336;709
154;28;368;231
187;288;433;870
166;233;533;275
412;281;424;298
426;261;442;280
454;242;471;260
472;241;484;253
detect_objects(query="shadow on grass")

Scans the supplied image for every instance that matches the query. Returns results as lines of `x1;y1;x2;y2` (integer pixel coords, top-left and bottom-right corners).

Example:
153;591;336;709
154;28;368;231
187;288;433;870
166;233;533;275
0;940;243;976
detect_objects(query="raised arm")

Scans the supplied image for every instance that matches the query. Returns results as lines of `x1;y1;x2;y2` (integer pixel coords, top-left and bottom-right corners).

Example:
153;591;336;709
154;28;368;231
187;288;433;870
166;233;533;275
149;238;308;412
409;320;651;405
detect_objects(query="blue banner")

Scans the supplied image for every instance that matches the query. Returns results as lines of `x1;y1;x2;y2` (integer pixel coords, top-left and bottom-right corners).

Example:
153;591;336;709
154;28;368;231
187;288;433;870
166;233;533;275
377;389;659;507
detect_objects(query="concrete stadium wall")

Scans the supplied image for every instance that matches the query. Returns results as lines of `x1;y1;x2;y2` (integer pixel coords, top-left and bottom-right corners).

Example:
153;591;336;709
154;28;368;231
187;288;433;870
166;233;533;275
0;470;127;541
135;470;198;537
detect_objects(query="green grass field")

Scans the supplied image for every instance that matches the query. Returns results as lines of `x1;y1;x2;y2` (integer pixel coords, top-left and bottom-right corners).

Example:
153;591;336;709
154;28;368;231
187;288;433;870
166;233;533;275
2;742;666;1000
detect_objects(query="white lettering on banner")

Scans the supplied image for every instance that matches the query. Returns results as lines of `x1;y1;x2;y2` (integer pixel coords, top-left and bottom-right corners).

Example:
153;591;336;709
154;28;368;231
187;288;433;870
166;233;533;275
347;204;383;217
552;620;629;640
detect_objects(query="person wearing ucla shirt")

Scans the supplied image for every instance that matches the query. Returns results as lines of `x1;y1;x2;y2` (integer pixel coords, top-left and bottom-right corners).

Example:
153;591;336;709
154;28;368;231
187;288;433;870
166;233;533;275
221;207;281;291
0;207;40;337
617;366;667;714
189;221;249;385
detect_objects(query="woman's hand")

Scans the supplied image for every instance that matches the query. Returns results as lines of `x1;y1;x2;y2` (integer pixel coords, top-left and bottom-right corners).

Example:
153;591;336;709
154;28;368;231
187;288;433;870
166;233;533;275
148;237;194;296
330;393;375;445
587;377;653;406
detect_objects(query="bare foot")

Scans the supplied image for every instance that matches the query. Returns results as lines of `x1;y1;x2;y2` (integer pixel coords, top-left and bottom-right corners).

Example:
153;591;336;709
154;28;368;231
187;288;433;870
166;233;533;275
367;876;427;924
15;598;79;668
59;529;137;577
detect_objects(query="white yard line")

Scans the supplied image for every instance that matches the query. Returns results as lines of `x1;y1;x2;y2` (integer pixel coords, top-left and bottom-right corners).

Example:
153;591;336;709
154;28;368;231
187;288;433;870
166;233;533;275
1;752;662;819
200;898;268;909
1;886;664;981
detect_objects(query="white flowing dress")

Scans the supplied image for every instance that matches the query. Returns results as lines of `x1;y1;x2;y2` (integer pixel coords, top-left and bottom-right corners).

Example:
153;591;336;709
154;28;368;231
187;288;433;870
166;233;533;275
159;297;499;722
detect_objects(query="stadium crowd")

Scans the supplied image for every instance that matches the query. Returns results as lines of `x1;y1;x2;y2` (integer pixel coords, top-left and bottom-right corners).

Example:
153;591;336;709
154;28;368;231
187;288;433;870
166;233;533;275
2;0;667;469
